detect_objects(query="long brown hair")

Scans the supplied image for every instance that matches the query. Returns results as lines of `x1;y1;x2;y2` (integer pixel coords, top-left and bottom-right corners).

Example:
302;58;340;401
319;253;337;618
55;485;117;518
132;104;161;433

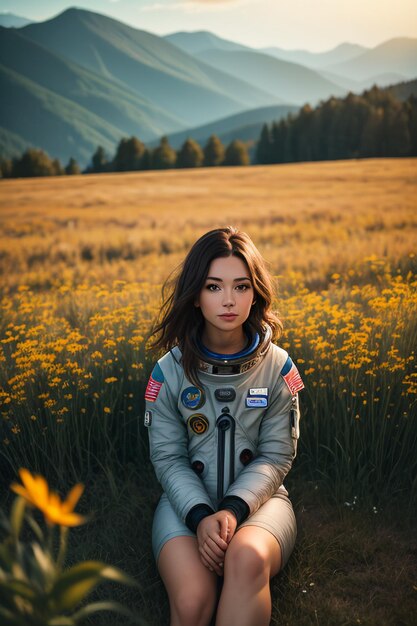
148;226;282;385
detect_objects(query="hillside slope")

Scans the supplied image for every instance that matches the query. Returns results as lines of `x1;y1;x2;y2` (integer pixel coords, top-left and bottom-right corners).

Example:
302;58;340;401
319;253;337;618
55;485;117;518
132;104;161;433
0;26;185;140
328;37;417;81
196;48;346;105
0;63;125;166
22;8;279;126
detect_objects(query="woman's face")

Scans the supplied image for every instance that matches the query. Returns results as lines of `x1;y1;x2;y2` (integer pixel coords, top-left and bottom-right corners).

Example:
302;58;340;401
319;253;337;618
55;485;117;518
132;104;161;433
195;255;254;335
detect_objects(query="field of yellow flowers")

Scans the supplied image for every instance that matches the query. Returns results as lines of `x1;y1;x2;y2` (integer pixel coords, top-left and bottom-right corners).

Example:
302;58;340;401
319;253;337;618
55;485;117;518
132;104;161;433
1;158;416;508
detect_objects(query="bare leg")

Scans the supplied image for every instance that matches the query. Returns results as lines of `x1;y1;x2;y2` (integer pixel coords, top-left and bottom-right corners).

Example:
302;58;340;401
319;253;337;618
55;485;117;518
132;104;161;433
215;526;281;626
158;536;218;626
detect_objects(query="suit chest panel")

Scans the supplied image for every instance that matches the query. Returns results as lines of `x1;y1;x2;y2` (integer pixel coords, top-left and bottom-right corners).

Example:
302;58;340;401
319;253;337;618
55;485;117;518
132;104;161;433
177;374;273;447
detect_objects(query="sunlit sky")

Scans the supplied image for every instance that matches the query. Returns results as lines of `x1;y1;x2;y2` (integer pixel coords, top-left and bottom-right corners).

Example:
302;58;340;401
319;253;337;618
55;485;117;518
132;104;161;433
1;0;416;51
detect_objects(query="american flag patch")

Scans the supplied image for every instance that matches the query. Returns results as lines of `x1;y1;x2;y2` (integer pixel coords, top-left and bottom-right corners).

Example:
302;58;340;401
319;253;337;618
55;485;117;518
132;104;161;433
145;363;164;402
281;357;304;395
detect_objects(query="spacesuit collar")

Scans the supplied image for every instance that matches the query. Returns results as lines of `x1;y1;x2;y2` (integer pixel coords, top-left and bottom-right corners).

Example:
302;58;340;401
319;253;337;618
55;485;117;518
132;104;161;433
196;325;272;375
196;329;260;361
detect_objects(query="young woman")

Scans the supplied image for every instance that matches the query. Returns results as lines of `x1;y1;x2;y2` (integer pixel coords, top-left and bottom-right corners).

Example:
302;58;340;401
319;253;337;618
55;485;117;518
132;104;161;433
144;227;303;626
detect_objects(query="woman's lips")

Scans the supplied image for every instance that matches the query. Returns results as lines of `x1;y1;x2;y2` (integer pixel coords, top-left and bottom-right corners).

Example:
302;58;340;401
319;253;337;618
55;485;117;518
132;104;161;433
219;314;238;318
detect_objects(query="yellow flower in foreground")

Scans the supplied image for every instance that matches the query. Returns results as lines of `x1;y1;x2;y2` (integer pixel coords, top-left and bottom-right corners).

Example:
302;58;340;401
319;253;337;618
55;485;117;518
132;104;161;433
10;468;86;527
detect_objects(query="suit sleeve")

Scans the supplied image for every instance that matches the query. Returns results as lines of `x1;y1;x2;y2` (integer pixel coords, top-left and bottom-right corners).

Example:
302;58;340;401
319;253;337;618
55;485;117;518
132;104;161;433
145;358;215;527
219;360;302;521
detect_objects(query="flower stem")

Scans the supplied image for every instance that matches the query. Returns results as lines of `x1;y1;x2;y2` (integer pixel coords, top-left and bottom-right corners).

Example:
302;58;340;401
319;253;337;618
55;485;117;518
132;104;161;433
47;523;54;557
56;526;69;572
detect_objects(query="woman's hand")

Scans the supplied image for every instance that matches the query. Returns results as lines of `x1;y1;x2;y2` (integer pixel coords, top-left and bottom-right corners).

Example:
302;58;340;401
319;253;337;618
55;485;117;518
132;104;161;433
196;511;238;575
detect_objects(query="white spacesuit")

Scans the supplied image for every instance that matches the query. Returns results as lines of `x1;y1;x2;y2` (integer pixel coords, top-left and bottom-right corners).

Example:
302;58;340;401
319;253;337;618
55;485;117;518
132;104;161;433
145;326;304;566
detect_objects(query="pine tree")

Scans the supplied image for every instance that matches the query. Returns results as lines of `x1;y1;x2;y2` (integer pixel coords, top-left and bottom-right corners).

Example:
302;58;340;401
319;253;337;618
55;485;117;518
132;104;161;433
177;138;204;168
65;157;81;175
0;157;13;178
152;136;177;169
270;121;282;163
91;146;109;173
113;136;145;171
381;103;411;157
203;134;225;167
12;148;56;178
141;148;152;171
256;124;272;164
257;84;413;165
223;140;250;166
272;119;292;163
292;104;314;161
406;95;417;156
359;108;383;157
52;158;64;176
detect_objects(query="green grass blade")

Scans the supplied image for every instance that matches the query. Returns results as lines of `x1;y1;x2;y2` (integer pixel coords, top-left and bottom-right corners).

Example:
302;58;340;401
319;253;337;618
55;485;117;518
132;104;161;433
71;601;146;624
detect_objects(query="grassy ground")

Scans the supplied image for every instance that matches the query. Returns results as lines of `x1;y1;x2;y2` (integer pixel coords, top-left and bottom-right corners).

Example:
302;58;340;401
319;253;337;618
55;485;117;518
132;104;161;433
1;158;416;624
4;466;413;626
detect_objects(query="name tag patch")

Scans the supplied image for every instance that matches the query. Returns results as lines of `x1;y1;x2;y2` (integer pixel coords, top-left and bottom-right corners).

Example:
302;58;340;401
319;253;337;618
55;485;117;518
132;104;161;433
246;396;268;408
249;387;268;396
246;387;268;409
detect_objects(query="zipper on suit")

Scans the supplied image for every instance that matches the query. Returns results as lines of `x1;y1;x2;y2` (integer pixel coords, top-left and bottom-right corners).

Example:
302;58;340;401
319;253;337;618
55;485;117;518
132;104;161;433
216;407;235;500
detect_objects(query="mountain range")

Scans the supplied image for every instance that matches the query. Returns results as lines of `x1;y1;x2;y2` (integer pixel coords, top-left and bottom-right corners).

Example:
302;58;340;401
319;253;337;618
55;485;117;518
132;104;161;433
0;7;416;168
0;12;32;28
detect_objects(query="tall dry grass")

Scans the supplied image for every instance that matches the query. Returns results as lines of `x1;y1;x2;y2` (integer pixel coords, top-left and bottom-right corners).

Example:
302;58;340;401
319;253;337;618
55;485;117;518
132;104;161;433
0;158;416;506
1;159;416;291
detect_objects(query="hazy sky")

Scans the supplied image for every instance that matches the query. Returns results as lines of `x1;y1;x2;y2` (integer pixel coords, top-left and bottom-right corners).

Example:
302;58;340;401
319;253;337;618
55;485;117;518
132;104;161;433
1;0;416;51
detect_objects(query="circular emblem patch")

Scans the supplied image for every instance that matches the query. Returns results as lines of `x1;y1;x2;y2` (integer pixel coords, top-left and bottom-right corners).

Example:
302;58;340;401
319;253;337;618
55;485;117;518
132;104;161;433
188;414;209;435
181;386;206;410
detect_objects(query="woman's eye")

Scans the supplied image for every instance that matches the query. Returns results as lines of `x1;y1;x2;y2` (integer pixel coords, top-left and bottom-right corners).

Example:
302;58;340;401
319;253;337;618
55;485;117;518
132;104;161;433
205;283;251;292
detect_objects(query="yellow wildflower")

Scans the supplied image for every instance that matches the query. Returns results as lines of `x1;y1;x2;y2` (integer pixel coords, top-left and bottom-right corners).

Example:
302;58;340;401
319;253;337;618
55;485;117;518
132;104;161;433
10;468;86;527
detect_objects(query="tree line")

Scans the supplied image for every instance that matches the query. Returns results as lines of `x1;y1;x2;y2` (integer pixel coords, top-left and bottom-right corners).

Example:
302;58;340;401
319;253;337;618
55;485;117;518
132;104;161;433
0;135;250;179
256;87;417;164
1;85;415;179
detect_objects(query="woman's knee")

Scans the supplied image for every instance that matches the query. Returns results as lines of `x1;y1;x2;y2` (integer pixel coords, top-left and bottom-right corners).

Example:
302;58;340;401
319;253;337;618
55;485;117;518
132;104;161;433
224;529;281;582
171;583;217;625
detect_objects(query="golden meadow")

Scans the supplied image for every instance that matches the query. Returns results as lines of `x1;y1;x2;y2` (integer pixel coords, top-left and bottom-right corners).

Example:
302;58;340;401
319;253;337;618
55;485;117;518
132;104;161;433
1;158;416;508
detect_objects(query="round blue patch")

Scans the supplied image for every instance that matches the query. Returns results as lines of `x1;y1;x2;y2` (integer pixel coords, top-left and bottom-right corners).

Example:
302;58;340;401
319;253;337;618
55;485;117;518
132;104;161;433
181;386;205;410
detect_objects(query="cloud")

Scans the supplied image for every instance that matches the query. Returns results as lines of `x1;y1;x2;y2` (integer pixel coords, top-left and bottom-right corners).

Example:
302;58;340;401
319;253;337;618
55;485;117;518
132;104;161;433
141;0;244;12
140;3;181;11
185;0;239;3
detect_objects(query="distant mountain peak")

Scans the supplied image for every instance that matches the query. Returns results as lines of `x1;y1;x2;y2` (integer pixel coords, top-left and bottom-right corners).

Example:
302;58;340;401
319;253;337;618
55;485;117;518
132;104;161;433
0;12;33;28
42;6;151;37
165;30;250;55
327;42;366;54
46;6;113;24
51;6;101;20
326;36;417;82
374;36;417;50
59;7;92;16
